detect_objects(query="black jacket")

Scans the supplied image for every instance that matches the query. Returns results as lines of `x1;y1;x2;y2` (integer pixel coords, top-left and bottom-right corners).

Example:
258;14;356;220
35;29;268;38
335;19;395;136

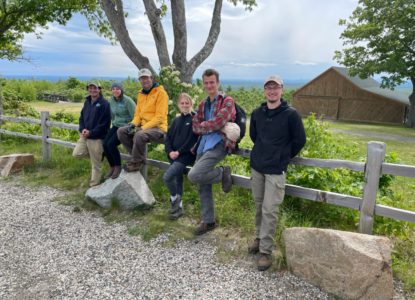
165;112;198;166
250;100;306;174
79;95;111;139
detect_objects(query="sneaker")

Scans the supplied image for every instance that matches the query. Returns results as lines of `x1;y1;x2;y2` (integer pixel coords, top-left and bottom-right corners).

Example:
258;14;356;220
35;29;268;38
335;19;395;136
169;195;181;214
111;166;122;179
194;222;216;236
170;207;184;220
248;238;260;254
105;167;115;179
123;161;142;172
257;253;272;271
221;166;232;193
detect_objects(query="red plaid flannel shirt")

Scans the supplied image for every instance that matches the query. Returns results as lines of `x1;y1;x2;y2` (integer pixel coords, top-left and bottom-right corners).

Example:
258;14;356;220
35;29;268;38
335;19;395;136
192;93;237;152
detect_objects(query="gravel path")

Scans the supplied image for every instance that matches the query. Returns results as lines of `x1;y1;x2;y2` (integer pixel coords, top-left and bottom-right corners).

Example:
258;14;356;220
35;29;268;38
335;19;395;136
331;128;415;143
0;181;329;299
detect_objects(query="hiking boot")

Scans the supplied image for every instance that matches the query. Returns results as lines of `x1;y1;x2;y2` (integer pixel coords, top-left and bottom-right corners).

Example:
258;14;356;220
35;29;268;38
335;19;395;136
123;161;142;172
169;195;181;214
111;165;122;179
221;166;232;193
248;238;260;254
170;207;184;220
194;222;216;236
257;253;272;271
105;167;115;179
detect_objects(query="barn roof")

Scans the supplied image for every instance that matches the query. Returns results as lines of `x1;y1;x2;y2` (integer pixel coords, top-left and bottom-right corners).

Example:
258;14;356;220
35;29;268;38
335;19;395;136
295;66;410;105
332;67;409;105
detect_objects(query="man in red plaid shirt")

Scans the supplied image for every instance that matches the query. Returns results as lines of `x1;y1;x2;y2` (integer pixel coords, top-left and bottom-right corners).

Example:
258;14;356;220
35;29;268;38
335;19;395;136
188;69;236;236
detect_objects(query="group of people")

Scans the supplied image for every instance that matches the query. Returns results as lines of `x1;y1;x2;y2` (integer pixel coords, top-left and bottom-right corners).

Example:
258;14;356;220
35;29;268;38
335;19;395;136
73;68;306;271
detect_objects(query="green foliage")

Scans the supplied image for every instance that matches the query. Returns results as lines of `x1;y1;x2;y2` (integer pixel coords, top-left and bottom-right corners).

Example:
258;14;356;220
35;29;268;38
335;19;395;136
0;0;107;60
157;65;204;123
334;0;415;88
66;77;82;89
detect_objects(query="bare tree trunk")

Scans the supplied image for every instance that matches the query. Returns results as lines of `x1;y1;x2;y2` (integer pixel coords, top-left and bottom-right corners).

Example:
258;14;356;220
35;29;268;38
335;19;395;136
182;0;223;82
100;0;155;73
406;77;415;128
143;0;171;68
171;0;187;74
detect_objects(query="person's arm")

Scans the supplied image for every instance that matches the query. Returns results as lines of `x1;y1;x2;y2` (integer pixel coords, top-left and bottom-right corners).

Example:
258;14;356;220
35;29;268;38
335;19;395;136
141;89;168;130
125;96;135;121
178;116;199;154
192;101;205;135
89;101;111;139
196;96;236;134
78;101;86;133
249;110;257;143
289;110;306;158
130;95;141;126
164;118;176;155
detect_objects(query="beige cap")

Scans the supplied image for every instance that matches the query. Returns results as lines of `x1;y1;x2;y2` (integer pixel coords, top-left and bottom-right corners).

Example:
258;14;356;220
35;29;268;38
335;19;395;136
86;82;101;90
138;68;152;78
264;75;284;87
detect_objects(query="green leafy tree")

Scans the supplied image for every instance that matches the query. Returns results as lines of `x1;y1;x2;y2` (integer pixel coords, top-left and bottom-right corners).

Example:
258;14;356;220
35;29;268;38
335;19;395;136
334;0;415;127
0;0;112;61
98;0;256;82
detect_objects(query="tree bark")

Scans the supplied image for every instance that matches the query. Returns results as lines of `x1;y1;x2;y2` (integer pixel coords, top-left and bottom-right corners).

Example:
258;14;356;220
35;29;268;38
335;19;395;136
171;0;187;74
142;0;170;68
100;0;155;74
406;77;415;128
181;0;223;82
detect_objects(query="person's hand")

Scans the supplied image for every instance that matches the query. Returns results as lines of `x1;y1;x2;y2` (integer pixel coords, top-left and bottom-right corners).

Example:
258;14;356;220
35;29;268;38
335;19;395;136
127;124;136;135
169;151;179;160
81;129;90;138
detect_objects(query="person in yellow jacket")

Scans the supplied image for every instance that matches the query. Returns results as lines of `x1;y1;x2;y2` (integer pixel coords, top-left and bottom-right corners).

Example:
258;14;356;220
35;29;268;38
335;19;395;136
117;68;168;172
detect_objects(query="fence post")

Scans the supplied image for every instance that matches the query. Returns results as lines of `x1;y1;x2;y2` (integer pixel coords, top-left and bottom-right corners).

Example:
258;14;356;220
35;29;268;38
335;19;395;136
141;144;148;180
41;111;51;162
359;141;386;234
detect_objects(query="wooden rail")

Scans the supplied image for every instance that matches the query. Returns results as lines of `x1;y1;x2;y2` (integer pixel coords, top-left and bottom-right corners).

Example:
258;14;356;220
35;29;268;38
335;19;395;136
1;112;415;233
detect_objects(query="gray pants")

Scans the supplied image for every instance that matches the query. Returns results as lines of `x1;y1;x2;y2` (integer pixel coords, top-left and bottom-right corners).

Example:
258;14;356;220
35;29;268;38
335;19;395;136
251;167;286;255
117;126;165;164
187;143;226;224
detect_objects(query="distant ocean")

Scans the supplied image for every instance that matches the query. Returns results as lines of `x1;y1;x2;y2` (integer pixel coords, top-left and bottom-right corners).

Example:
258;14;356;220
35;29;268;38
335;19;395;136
2;74;412;91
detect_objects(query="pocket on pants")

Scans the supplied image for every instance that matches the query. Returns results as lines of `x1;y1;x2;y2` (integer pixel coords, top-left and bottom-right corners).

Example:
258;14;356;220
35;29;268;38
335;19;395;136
275;173;286;189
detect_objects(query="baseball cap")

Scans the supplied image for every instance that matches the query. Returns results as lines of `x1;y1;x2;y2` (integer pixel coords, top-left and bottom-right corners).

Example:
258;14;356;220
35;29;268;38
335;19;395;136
86;82;101;90
264;75;284;87
138;68;153;78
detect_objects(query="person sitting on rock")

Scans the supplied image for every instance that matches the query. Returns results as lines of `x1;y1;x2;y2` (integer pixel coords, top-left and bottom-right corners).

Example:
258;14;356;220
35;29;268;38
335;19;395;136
103;82;136;179
117;69;168;172
163;93;198;220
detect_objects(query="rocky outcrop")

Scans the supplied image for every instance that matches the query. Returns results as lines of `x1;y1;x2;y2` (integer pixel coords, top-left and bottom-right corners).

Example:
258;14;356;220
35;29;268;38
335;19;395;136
0;154;34;177
283;227;393;300
86;170;155;210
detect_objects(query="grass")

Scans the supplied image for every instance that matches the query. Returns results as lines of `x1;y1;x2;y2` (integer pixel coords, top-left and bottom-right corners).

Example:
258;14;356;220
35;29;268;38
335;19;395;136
31;101;82;116
1;117;415;293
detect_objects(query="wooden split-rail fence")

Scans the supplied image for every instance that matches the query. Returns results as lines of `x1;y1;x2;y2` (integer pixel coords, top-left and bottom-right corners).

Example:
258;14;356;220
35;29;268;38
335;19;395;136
1;111;415;235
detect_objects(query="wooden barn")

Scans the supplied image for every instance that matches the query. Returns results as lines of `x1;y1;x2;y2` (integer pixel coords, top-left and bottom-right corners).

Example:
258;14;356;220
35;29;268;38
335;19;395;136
292;67;410;124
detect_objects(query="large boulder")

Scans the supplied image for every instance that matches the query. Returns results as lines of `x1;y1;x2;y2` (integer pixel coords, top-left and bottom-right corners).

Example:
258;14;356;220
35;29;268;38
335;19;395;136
0;154;34;177
86;170;155;210
283;227;393;300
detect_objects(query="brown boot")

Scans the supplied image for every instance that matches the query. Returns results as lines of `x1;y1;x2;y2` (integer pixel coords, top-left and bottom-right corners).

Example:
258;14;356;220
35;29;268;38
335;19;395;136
248;238;260;254
105;167;115;179
257;253;272;271
123;161;142;172
111;165;122;179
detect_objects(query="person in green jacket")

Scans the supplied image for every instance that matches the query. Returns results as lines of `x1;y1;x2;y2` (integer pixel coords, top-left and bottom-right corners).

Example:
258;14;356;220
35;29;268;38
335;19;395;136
103;82;136;179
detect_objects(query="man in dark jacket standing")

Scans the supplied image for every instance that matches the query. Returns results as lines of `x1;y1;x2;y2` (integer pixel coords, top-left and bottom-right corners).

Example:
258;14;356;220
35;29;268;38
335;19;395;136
73;82;111;187
248;75;306;271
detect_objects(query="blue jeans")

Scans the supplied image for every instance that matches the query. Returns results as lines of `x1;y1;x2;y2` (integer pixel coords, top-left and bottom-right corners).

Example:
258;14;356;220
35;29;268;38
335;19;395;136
163;161;186;197
187;143;226;224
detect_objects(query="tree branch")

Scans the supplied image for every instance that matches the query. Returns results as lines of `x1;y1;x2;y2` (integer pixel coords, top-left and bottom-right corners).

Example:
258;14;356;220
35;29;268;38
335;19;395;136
100;0;155;73
171;0;187;72
142;0;170;68
186;0;223;81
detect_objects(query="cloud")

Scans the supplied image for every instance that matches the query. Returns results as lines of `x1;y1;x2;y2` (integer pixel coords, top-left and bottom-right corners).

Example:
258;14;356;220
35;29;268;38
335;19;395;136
229;62;278;67
294;61;318;66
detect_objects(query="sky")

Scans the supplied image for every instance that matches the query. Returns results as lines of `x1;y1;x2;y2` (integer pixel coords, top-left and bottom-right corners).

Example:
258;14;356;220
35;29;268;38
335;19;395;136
0;0;359;81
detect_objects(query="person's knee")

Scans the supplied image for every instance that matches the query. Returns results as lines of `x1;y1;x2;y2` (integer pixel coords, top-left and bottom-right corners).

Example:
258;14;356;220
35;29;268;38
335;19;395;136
187;167;201;183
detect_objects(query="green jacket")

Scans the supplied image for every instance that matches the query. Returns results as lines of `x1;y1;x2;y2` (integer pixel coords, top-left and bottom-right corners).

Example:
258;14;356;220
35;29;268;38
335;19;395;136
109;94;136;128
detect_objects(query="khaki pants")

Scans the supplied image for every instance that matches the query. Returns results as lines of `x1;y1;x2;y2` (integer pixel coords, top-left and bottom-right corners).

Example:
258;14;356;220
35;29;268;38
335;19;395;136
73;137;103;186
251;167;286;255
